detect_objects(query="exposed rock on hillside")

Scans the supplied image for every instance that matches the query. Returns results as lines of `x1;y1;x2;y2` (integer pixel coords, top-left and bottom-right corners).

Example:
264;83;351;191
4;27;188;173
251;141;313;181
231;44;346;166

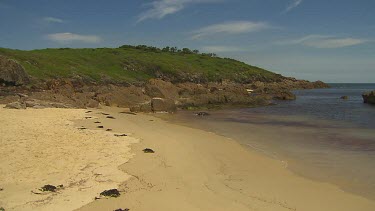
0;55;30;86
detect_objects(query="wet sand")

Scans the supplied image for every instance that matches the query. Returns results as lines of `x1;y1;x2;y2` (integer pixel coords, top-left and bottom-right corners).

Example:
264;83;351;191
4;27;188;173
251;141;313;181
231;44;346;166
1;106;375;211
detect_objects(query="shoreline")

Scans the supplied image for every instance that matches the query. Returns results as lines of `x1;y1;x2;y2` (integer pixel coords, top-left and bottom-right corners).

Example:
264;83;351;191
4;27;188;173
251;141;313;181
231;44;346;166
1;106;375;210
158;108;375;201
78;107;375;211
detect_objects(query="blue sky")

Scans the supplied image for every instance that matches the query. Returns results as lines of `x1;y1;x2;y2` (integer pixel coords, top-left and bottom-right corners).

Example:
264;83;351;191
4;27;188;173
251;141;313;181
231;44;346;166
0;0;374;82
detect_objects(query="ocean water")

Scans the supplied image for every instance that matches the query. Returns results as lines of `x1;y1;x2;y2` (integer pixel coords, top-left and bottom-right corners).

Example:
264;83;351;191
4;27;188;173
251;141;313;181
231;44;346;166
165;83;375;200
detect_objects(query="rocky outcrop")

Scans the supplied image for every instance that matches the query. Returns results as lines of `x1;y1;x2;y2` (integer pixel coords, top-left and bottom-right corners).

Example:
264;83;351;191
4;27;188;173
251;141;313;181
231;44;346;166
363;91;375;104
0;56;30;86
0;77;329;111
273;91;296;100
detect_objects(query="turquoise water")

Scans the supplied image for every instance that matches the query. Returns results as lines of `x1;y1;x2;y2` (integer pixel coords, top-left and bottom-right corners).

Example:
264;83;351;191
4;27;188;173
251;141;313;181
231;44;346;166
167;84;375;200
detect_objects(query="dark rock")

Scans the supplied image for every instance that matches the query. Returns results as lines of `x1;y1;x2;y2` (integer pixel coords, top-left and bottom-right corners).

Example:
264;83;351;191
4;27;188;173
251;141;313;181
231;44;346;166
78;127;87;130
106;129;113;131
97;126;104;129
94;121;101;124
39;185;57;192
363;91;375;104
85;111;93;113
151;98;177;113
0;55;30;86
143;148;155;153
85;117;92;119
340;96;349;100
4;101;26;109
114;134;127;137
100;189;120;197
196;112;210;116
114;209;129;211
106;116;116;119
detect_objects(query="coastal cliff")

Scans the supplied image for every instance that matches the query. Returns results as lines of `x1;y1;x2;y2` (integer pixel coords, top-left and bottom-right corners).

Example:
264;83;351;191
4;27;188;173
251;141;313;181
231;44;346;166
0;46;329;110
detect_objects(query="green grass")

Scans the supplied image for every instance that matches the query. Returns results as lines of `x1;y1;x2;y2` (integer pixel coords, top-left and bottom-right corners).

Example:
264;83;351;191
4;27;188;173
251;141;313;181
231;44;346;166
0;46;281;83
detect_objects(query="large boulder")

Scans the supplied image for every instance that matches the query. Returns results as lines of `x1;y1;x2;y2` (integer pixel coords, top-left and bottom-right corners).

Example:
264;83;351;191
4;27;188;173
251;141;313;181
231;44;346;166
363;91;375;104
0;56;29;86
151;98;177;113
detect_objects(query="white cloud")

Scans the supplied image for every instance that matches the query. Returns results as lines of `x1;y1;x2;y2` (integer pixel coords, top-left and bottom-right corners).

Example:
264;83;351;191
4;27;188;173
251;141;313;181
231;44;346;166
46;33;101;43
137;0;222;22
279;35;367;48
191;21;270;39
43;17;64;23
201;46;245;53
285;0;303;12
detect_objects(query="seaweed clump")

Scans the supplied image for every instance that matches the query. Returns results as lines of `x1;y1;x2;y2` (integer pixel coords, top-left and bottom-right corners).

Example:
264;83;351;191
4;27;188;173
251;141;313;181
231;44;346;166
100;189;120;198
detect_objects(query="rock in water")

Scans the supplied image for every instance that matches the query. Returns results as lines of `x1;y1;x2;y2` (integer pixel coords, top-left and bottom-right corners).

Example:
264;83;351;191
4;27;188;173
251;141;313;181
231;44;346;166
151;98;177;113
273;91;296;100
363;91;375;104
0;55;30;86
340;96;349;100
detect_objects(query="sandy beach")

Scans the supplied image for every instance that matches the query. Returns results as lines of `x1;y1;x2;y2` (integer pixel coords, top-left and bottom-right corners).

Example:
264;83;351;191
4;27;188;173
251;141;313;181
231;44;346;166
1;106;375;211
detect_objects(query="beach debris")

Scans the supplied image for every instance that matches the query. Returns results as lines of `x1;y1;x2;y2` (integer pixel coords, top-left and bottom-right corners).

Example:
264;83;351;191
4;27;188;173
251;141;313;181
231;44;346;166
94;121;101;124
106;129;113;131
0;207;5;211
114;134;127;137
78;127;87;130
97;126;104;129
85;117;93;119
0;187;3;191
100;112;110;116
340;96;349;100
106;116;116;119
119;111;137;115
143;148;155;153
114;209;129;211
100;189;120;198
85;111;92;113
39;185;57;192
196;112;210;116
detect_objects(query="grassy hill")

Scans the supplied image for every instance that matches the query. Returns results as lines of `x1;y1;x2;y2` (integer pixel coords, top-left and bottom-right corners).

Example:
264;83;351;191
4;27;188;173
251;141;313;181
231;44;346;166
0;45;282;84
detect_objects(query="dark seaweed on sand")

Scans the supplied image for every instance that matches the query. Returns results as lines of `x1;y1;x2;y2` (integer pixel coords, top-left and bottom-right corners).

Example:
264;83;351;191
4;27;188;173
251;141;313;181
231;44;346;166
100;189;120;197
143;148;155;153
39;185;57;192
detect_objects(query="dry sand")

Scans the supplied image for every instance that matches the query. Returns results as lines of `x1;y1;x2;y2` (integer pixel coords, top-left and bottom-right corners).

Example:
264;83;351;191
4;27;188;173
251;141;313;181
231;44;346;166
1;106;375;211
0;107;138;211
